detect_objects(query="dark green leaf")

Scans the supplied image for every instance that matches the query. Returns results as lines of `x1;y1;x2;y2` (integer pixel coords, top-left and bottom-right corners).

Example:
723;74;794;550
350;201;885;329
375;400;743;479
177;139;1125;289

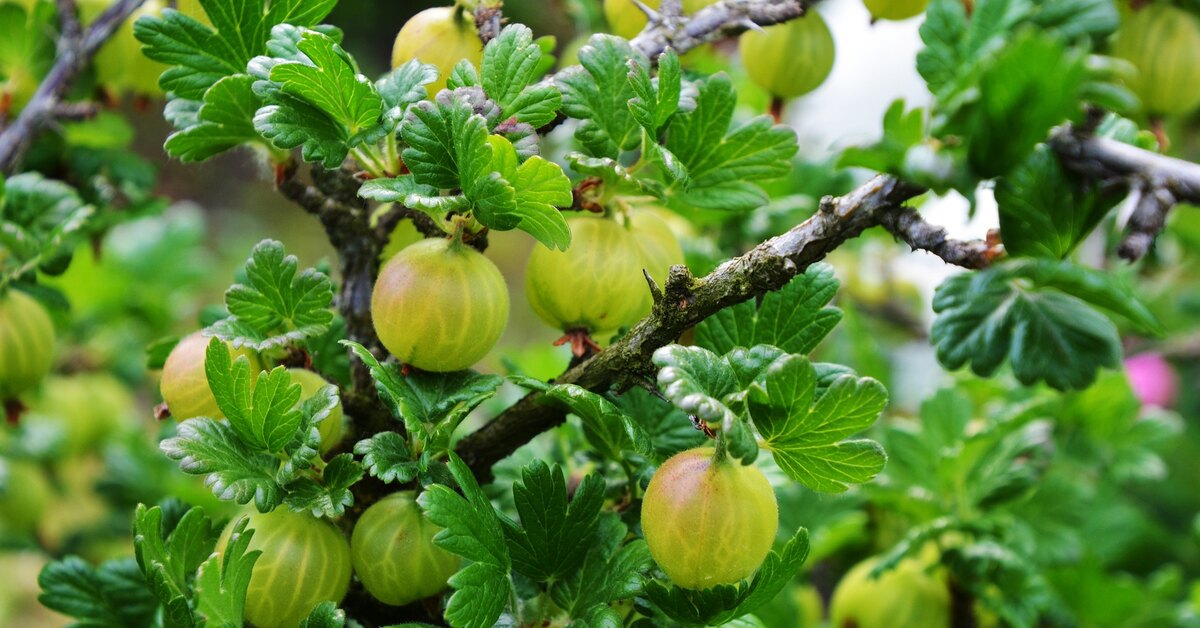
696;263;841;356
354;431;419;484
209;239;335;351
544;384;654;460
38;557;158;628
557;35;645;158
164;75;262;161
419;454;513;628
665;74;797;212
995;144;1123;259
502;460;605;582
134;0;337;100
930;260;1128;390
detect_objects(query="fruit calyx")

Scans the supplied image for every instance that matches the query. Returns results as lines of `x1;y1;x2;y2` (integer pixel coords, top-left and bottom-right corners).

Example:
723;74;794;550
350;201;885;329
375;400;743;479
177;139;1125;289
553;328;604;358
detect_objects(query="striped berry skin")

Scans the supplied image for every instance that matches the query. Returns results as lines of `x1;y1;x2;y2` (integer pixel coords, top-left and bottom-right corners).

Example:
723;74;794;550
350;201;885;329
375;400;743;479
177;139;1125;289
158;332;259;422
525;215;649;335
390;6;483;97
350;491;460;606
640;448;778;590
739;11;836;99
372;238;509;373
286;368;345;456
1111;4;1200;116
0;289;55;400
216;509;352;628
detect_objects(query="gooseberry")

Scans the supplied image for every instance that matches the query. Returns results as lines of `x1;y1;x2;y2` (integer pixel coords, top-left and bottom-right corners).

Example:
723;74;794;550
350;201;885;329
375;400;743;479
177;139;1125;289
640;447;778;589
391;6;484;97
0;289;56;401
216;508;352;628
0;460;50;536
159;332;259;421
372;238;509;372
829;552;951;628
740;10;835;99
1110;4;1200;116
863;0;931;22
287;368;345;456
350;491;460;606
525;215;650;335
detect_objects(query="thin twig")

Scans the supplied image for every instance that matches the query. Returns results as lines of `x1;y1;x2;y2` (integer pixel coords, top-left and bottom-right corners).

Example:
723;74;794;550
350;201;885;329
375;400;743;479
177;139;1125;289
629;0;806;58
877;207;998;269
0;0;146;173
1048;125;1200;261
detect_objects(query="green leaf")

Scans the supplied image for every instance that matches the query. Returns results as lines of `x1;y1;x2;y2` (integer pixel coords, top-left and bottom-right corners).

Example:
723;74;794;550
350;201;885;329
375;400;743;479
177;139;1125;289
377;59;439;132
557;34;645;158
343;340;503;449
204;337;302;452
1003;259;1162;335
665;74;797;212
696;263;842;356
164;74;262;161
357;175;450;226
964;30;1086;178
253;90;351;168
271;31;380;134
488;136;572;250
254;29;383;165
419;454;513;628
209;239;335;351
1031;0;1119;38
354;431;419;484
995;144;1123;259
628;49;683;135
0;172;93;283
930;259;1134;390
401;91;492;191
37;557;159;628
550;513;653;615
917;0;1030;99
132;504;220;624
284;453;363;518
643;528;810;625
298;601;346;628
502;460;605;582
748;356;888;492
614;387;707;459
160;418;283;511
481;24;562;127
653;345;741;427
134;0;338;100
543;384;654;461
194;514;261;626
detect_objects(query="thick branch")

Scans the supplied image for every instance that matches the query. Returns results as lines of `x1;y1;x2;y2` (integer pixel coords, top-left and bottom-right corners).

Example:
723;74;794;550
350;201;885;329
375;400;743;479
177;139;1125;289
0;0;146;173
1049;126;1200;261
456;175;926;480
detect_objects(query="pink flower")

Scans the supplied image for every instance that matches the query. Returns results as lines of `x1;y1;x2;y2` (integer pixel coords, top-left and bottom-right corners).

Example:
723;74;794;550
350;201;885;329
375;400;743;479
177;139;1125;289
1124;353;1178;409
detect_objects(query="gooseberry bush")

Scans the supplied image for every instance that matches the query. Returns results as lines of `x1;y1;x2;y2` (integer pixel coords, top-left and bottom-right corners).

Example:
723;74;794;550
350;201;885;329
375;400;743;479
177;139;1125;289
2;0;1200;626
